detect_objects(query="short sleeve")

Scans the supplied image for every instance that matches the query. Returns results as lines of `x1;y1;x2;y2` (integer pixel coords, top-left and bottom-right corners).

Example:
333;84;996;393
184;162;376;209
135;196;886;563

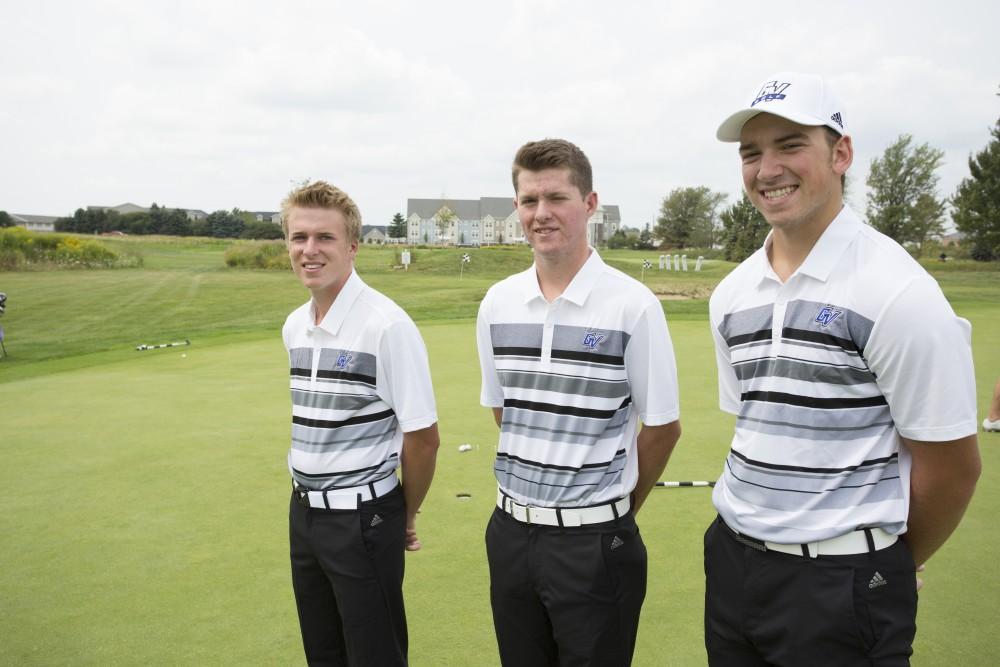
625;300;680;426
377;318;438;433
865;275;977;441
712;320;741;415
709;291;742;415
477;292;505;408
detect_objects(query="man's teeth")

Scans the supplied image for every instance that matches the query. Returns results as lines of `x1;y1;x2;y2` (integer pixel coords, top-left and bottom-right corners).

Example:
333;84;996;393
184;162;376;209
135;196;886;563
764;186;795;200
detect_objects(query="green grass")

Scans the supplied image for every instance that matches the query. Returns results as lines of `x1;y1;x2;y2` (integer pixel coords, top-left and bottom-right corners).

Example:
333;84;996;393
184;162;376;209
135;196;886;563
1;238;999;665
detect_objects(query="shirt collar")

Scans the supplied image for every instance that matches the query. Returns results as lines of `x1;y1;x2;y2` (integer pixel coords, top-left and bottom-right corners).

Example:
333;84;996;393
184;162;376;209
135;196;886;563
796;206;861;282
753;205;862;285
522;247;604;306
311;270;363;336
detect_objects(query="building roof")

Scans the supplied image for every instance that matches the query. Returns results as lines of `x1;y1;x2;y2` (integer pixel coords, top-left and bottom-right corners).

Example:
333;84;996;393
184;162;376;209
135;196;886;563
408;197;515;221
88;203;149;214
12;214;60;224
480;197;516;219
602;205;621;222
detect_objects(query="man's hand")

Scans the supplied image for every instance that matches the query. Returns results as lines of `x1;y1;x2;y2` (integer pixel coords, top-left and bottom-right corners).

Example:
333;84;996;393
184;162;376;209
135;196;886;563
401;423;440;553
405;515;422;552
632;420;681;514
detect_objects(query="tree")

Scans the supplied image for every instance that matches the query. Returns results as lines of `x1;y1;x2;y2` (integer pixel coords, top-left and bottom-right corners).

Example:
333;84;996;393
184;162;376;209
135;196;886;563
866;134;946;253
206;209;245;238
148;204;192;236
720;193;769;262
606;230;630;249
952;118;1000;261
0;211;14;228
654;186;727;249
241;221;284;240
55;208;120;234
635;224;655;250
388;212;407;239
434;205;456;244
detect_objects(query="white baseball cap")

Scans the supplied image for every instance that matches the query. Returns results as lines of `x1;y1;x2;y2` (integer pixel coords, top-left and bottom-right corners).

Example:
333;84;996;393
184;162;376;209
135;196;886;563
716;72;847;142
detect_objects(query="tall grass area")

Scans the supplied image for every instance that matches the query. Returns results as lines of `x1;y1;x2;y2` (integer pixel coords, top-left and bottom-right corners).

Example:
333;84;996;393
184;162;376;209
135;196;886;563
2;236;999;665
0;227;142;270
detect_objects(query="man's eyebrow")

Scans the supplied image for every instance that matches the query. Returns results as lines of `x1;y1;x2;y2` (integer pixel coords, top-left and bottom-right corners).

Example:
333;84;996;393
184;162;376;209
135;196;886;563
739;131;811;153
774;131;810;143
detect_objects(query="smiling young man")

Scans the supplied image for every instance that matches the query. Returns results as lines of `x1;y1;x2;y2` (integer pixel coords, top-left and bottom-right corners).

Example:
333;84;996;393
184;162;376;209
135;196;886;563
476;139;682;665
280;181;439;666
706;73;981;665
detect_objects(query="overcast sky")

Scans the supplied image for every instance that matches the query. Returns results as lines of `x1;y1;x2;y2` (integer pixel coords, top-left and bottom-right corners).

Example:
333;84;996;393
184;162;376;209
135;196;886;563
3;1;998;230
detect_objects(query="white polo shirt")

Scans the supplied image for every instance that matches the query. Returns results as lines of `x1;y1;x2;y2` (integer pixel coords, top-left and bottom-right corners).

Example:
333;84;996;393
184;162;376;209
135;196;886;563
282;270;438;491
477;249;680;508
709;206;977;543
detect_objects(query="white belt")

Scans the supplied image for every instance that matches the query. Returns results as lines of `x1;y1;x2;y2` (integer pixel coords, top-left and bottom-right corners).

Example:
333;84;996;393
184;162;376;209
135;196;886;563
496;489;630;527
724;520;898;558
294;474;398;510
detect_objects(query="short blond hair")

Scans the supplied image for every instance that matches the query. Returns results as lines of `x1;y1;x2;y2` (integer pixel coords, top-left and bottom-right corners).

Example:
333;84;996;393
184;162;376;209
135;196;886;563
280;181;362;243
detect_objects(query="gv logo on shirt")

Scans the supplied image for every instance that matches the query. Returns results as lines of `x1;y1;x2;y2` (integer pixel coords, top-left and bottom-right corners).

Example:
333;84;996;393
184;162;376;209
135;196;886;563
581;331;605;349
335;352;353;369
814;306;843;328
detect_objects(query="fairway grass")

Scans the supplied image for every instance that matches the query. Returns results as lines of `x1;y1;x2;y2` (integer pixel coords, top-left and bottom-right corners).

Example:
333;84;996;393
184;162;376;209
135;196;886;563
2;241;999;665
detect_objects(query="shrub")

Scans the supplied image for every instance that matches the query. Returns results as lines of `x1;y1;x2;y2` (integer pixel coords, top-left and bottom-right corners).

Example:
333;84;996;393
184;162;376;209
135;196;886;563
224;241;290;269
0;228;141;270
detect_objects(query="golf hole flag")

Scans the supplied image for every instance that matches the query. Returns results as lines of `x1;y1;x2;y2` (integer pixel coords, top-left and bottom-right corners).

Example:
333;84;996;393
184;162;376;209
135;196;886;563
460;253;471;279
641;259;652;281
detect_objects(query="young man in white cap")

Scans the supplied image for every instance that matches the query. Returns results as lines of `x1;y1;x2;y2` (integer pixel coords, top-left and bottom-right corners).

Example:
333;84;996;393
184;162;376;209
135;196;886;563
281;181;439;666
706;73;981;665
477;138;681;665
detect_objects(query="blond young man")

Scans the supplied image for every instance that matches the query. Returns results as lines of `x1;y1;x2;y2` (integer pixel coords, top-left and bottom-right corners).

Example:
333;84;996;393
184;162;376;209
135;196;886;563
281;181;439;666
706;73;981;665
477;139;682;665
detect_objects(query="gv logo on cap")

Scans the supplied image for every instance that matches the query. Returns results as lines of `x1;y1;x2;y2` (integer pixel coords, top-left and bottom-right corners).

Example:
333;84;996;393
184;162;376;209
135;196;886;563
752;81;791;107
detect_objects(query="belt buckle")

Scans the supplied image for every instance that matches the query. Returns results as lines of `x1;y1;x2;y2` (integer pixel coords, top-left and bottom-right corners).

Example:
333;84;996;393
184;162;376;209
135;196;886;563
294;487;312;508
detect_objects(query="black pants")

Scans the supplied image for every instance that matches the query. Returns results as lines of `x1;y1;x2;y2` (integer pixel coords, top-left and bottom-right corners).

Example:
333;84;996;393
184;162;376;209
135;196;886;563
704;516;917;666
485;507;647;667
289;486;408;667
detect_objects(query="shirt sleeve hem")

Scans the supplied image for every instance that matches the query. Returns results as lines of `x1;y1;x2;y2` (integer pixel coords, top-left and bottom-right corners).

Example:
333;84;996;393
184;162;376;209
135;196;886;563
639;410;680;426
398;414;438;433
896;421;978;442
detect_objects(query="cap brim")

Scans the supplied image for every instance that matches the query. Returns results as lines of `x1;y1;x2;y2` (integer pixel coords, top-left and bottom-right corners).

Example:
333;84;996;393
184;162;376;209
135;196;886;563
717;108;844;142
716;110;761;142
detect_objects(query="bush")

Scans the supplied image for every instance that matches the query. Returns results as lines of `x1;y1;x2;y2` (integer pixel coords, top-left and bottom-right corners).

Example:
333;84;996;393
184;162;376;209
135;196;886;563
224;241;290;269
0;228;141;270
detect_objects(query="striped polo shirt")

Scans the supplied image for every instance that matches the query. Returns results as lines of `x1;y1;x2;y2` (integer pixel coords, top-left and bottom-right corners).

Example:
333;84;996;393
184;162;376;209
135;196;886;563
477;250;680;508
709;206;977;544
282;271;437;491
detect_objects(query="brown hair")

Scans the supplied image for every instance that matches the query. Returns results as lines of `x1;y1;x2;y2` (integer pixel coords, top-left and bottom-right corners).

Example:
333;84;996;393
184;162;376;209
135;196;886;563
512;139;593;196
280;180;362;243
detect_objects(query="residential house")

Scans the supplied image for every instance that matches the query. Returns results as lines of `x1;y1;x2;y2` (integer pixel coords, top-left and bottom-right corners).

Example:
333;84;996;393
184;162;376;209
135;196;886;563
252;211;281;225
361;225;388;244
11;214;58;232
405;197;621;246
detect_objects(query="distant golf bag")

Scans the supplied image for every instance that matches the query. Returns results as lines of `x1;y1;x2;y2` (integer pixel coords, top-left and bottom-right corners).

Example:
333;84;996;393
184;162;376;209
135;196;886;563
0;292;7;358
